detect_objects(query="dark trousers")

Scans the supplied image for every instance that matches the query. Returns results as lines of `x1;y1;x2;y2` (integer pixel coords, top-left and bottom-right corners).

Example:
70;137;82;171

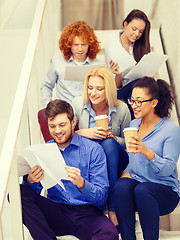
21;185;119;240
117;79;139;119
114;178;179;240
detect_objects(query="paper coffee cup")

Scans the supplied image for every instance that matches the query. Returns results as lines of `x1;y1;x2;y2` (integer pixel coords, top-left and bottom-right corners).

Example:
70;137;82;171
123;127;138;152
94;115;109;130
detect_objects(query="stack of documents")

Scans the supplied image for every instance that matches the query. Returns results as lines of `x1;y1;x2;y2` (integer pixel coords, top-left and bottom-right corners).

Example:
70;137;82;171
19;143;68;190
122;52;168;83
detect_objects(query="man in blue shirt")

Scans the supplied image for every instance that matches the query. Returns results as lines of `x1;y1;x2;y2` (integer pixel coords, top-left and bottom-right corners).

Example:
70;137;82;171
21;99;118;240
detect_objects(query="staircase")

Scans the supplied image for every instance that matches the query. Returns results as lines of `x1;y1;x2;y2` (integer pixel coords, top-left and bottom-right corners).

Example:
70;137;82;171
0;1;180;239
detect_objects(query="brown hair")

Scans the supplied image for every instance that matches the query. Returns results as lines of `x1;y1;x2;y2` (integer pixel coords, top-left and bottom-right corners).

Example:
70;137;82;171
59;21;101;61
45;99;74;122
123;9;151;62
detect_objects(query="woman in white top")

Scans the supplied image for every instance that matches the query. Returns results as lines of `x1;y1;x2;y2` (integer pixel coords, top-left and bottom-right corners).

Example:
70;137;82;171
105;9;151;116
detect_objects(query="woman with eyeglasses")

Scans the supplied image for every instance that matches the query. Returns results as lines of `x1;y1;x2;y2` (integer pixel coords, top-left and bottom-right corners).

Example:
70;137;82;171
105;9;150;117
114;76;180;240
71;66;131;226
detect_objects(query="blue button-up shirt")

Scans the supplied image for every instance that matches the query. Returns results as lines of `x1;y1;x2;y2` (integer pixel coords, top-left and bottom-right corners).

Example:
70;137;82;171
22;133;109;210
125;117;180;196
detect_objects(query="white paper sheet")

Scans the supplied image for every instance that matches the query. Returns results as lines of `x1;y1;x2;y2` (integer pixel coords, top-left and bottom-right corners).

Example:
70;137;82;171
107;32;136;72
17;155;31;176
64;63;106;82
22;143;69;190
124;52;168;83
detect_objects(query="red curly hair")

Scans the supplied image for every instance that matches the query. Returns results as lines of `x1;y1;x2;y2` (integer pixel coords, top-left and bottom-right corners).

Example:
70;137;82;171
59;21;101;61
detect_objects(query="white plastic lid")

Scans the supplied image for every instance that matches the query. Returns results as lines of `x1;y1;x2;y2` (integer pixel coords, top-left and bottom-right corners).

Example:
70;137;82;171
94;115;108;120
123;127;138;132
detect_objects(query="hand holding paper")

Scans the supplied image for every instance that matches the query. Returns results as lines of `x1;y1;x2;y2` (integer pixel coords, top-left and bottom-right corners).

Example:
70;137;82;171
22;143;69;190
65;166;85;189
64;63;106;82
123;52;168;84
27;165;44;184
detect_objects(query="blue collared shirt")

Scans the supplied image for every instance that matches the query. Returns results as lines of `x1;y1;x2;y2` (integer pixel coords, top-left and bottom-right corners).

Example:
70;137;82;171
40;55;104;107
22;133;109;210
125;118;180;196
84;101;117;129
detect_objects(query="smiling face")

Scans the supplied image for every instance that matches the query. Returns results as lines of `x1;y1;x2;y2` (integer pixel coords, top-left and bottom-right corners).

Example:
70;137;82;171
131;87;158;119
124;18;146;44
71;36;89;62
48;113;76;148
88;75;106;106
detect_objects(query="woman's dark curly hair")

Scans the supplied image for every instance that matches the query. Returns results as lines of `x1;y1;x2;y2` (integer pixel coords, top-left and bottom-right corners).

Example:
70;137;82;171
133;77;175;118
59;21;101;61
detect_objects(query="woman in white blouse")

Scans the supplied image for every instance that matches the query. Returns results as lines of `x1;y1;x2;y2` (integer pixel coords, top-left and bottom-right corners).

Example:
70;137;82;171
105;9;151;117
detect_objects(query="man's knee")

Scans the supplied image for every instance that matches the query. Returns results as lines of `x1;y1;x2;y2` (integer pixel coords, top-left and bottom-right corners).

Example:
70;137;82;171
20;184;37;203
104;224;119;240
93;219;119;240
20;184;30;196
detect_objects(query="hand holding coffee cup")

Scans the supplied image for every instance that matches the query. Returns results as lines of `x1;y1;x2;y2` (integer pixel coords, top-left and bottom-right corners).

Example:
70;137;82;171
123;127;138;152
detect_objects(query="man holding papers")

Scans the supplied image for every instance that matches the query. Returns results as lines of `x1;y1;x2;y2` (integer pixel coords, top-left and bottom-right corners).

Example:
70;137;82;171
40;21;103;107
21;100;118;240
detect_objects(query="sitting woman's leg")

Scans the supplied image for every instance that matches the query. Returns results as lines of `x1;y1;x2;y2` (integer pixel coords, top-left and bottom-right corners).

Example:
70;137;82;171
134;182;180;240
117;79;139;103
117;79;139;119
100;138;129;211
114;178;139;240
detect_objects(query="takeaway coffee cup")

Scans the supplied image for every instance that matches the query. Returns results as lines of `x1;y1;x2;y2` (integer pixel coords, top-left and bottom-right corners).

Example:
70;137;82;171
94;115;109;130
123;127;138;152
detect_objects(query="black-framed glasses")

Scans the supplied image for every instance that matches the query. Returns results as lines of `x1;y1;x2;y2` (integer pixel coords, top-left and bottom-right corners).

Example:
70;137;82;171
128;98;154;107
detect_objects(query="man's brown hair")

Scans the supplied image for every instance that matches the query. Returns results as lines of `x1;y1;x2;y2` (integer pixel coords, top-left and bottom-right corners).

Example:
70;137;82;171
45;100;74;122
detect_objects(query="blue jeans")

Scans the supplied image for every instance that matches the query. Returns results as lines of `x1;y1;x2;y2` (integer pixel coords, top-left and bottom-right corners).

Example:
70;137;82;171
94;138;129;211
114;178;179;240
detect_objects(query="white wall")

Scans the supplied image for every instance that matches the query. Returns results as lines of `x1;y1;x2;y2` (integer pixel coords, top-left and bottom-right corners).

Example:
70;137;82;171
0;0;36;153
123;0;158;21
0;30;30;153
151;0;180;119
0;0;37;29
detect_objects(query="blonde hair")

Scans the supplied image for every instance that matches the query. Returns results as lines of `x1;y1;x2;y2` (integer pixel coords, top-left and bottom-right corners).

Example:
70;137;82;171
83;66;120;108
